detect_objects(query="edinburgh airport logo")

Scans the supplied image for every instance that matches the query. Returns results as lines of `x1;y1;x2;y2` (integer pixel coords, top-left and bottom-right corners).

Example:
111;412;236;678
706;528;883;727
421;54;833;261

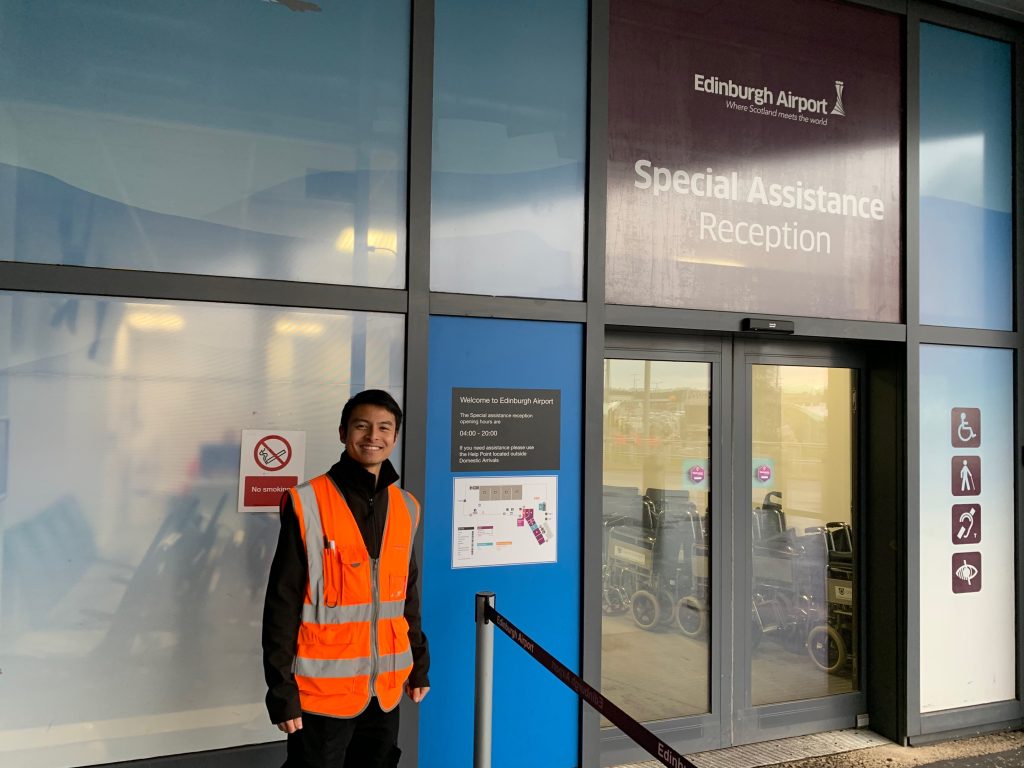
693;73;847;126
830;80;846;116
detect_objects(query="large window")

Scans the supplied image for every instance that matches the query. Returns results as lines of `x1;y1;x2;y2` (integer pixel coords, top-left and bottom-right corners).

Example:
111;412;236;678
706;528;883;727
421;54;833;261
430;0;587;299
919;24;1013;330
0;291;404;767
0;0;410;287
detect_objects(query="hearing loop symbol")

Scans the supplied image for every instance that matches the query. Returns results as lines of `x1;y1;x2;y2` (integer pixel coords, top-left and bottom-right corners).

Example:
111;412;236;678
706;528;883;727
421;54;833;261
956;507;976;540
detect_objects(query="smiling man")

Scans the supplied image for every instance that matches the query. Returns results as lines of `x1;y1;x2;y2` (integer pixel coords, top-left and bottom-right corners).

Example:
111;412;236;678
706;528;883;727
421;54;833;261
263;389;430;768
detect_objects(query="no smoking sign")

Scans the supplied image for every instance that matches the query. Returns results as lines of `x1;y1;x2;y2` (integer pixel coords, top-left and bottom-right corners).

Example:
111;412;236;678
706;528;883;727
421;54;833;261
239;429;306;513
255;435;292;472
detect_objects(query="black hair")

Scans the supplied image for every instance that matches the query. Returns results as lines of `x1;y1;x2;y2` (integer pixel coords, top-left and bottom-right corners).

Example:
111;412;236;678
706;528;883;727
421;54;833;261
339;389;403;433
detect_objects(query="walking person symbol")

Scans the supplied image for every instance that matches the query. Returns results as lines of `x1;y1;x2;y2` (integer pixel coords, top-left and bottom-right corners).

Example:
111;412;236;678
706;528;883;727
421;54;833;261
960;459;975;493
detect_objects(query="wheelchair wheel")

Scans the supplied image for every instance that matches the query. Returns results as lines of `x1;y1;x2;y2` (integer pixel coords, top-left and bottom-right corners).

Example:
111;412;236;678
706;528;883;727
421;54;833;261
675;595;706;638
630;589;661;630
658;589;677;626
602;585;627;615
806;624;847;673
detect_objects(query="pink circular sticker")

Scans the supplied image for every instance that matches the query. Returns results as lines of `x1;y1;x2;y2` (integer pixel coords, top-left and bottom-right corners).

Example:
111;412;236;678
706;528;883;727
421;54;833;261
756;464;772;483
689;465;705;483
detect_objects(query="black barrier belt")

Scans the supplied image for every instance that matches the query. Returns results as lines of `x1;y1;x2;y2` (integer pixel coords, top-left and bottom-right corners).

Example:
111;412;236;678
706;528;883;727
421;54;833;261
484;604;698;768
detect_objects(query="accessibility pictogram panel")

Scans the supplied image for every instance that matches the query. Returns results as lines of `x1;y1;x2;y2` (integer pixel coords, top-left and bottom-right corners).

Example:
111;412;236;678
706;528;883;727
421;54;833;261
950;455;981;496
951;551;982;594
951;504;981;545
950;407;981;448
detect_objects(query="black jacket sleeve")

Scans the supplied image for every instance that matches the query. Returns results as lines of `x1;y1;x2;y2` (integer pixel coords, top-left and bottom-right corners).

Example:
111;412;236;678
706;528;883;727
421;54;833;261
404;546;431;688
261;494;306;724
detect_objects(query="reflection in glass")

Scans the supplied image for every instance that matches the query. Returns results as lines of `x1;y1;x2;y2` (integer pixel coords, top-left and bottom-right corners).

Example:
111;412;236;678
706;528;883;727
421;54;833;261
0;1;409;287
0;292;403;766
601;359;711;723
919;24;1012;330
431;0;586;299
750;366;857;706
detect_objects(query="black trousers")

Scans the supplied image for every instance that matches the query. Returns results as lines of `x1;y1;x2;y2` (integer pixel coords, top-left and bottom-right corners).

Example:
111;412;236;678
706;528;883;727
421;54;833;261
285;700;401;768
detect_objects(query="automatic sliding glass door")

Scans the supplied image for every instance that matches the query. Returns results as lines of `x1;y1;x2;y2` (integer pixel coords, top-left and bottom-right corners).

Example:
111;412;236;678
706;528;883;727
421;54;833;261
748;363;858;706
601;358;713;724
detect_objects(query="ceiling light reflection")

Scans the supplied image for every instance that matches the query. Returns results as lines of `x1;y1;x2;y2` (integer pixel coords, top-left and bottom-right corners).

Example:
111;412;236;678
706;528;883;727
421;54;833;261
275;318;325;337
334;227;399;256
125;311;185;332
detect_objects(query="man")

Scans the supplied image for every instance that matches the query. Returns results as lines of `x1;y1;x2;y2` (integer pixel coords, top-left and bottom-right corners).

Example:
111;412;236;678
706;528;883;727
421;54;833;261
263;389;430;767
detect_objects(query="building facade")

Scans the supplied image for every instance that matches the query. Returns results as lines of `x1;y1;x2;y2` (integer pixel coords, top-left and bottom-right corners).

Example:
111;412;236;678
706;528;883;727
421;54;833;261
0;0;1021;766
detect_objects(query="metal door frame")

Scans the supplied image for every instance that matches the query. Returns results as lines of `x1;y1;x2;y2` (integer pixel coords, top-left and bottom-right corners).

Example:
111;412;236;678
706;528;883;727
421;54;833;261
730;337;868;744
599;333;869;764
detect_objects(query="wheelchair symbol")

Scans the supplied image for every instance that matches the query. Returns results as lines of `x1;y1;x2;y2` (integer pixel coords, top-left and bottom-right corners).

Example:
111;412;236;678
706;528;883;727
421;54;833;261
957;413;976;442
951;408;980;447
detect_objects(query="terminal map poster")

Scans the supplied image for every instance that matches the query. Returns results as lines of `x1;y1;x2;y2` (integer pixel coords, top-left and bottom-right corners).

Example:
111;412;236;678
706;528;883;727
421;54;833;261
452;475;558;568
607;0;901;321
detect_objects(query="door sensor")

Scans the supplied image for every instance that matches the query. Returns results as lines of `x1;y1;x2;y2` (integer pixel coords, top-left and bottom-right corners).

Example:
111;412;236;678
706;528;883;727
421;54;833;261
741;317;795;334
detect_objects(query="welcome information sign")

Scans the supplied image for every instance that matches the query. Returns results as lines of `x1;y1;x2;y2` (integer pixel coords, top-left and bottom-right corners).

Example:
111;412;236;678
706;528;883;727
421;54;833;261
607;0;901;321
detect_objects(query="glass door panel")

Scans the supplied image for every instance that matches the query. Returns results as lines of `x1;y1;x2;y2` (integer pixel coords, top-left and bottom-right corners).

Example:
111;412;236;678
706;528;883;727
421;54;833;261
749;365;858;706
601;359;712;723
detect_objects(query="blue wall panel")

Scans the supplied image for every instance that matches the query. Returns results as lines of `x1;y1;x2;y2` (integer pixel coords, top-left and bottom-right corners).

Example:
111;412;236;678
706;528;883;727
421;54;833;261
419;316;582;768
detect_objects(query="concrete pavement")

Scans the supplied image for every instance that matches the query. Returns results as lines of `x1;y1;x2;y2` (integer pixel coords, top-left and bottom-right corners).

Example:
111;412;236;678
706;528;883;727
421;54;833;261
777;731;1024;768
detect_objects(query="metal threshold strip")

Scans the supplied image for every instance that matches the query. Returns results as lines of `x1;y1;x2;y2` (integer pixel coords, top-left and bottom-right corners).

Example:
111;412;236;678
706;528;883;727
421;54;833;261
613;728;892;768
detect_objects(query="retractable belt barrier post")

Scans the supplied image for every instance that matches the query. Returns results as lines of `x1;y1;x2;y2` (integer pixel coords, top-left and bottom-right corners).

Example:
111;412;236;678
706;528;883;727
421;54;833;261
473;591;698;768
474;592;495;768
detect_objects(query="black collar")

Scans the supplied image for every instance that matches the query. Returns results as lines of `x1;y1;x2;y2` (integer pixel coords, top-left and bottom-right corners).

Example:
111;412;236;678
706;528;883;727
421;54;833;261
327;450;399;494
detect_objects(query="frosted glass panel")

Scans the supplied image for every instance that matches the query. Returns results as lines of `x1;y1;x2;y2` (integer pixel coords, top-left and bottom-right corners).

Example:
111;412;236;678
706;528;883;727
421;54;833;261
0;292;404;767
430;0;587;299
919;345;1015;710
0;0;409;287
919;24;1012;329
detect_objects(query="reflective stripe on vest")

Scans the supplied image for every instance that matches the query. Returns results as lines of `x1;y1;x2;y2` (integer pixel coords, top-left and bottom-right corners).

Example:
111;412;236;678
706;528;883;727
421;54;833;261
290;475;419;717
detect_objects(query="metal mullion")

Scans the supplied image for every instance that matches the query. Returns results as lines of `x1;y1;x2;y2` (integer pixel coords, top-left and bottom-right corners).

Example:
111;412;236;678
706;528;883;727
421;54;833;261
1015;25;1024;715
916;2;1023;38
584;0;609;763
905;0;923;743
429;292;587;323
917;326;1019;347
0;262;407;315
397;0;435;765
605;304;907;343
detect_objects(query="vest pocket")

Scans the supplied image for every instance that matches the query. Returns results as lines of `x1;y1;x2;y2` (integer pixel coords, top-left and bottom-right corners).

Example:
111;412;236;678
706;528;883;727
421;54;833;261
386;545;408;600
386;615;411;681
388;573;408;601
323;546;342;607
341;547;372;604
298;620;368;651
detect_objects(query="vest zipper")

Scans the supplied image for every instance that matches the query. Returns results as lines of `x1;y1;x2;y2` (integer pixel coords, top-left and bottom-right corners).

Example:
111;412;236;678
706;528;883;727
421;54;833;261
370;557;380;694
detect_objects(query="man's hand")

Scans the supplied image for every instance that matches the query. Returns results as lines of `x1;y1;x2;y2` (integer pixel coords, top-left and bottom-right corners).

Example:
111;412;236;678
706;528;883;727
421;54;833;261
276;717;303;733
405;683;430;703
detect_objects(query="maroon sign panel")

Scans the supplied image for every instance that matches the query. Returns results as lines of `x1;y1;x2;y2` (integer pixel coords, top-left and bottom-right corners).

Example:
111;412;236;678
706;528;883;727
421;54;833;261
607;0;902;320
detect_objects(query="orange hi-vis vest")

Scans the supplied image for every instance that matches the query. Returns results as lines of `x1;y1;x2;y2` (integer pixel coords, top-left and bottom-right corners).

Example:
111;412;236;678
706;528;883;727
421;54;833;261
289;474;420;718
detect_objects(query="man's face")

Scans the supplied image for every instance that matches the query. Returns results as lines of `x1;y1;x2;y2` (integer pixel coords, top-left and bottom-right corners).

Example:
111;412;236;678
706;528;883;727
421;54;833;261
339;404;398;472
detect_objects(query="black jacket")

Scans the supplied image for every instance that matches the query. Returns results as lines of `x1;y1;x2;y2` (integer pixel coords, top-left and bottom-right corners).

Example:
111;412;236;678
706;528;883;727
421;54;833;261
262;452;430;723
